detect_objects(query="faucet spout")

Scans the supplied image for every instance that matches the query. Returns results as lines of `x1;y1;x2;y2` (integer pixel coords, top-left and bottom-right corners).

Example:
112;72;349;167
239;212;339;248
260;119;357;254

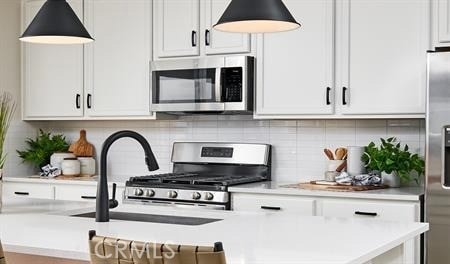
96;130;159;222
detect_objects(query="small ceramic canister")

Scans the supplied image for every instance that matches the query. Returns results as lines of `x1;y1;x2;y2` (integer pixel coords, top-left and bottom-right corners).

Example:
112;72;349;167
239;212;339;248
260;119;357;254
61;158;81;176
50;152;76;169
78;157;96;176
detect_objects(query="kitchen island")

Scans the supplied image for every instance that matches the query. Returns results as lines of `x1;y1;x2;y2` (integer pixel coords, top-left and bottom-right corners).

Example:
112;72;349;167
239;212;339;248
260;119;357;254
0;198;428;264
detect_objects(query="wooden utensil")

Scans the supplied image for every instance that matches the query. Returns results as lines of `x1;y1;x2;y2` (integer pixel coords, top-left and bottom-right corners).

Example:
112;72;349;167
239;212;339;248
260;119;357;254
335;148;347;160
69;130;95;157
324;148;334;160
336;160;347;172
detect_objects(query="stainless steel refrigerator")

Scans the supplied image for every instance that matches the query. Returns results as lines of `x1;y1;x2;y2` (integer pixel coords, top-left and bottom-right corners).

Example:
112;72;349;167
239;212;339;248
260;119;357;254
426;50;450;263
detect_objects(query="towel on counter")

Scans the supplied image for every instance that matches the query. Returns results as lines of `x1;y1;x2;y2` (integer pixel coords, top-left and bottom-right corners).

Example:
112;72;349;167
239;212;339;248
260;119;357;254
39;164;61;178
335;172;382;186
335;172;353;184
353;173;382;186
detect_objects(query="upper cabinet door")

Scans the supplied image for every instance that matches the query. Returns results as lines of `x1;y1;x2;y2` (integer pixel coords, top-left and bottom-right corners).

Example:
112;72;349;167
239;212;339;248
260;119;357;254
153;0;200;59
202;0;251;55
22;0;84;119
84;0;151;117
338;0;429;115
434;0;450;46
256;0;335;116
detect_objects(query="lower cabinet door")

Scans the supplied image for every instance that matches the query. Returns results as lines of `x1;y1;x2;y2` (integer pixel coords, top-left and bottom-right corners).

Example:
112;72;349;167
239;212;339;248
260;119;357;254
232;193;316;215
54;185;123;202
321;199;418;221
321;199;420;264
3;183;54;200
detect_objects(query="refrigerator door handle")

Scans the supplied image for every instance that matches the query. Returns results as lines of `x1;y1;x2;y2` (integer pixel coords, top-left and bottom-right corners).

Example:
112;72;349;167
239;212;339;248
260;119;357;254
442;126;450;189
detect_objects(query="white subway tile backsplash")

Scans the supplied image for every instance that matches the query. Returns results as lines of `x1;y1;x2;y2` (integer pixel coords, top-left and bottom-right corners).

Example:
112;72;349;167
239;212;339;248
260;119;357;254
28;118;425;183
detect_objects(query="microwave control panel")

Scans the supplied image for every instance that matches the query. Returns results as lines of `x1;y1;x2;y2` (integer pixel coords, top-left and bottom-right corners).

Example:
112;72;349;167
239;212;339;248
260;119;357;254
222;67;242;102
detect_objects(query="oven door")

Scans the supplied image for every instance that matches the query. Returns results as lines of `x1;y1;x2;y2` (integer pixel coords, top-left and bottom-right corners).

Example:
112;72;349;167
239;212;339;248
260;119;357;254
151;57;225;112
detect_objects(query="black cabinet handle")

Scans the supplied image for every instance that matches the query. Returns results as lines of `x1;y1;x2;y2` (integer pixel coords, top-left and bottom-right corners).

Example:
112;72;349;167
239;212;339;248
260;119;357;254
191;30;197;47
342;87;348;105
87;94;92;109
261;206;281;211
81;196;96;200
355;211;378;217
14;192;30;196
76;94;81;109
205;29;210;46
326;87;331;105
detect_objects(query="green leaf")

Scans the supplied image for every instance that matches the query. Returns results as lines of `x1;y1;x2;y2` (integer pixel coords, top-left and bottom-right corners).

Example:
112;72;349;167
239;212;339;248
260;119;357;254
17;129;70;170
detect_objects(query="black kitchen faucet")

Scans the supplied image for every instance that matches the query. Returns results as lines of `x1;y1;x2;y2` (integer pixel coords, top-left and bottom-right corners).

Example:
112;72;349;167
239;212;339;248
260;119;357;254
96;130;159;222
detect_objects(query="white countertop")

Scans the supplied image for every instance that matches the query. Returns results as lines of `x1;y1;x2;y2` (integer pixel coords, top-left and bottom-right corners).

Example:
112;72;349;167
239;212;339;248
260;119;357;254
228;182;425;201
3;176;125;187
0;198;428;264
5;177;424;202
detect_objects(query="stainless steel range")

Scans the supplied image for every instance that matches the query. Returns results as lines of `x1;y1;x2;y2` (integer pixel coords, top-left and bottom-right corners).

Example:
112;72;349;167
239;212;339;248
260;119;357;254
124;142;271;210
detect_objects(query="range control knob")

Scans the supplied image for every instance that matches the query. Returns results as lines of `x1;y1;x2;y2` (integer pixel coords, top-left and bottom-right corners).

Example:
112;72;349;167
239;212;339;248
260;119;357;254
145;189;155;197
134;188;144;196
192;192;201;200
205;192;214;201
168;190;178;199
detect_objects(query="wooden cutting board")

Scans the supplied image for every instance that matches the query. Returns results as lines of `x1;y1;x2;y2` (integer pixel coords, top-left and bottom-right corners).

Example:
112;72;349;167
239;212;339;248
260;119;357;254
69;130;95;157
282;182;388;192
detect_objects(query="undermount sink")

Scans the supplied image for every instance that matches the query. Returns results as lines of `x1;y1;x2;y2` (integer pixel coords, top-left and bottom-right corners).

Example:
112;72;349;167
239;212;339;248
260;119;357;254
71;211;222;226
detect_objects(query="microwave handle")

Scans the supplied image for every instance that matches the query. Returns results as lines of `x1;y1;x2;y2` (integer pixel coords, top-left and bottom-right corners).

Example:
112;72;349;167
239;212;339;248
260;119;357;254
215;68;222;102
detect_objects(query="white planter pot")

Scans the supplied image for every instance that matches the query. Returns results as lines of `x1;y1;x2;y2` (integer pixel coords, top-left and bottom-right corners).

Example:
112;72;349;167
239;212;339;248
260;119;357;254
381;171;401;188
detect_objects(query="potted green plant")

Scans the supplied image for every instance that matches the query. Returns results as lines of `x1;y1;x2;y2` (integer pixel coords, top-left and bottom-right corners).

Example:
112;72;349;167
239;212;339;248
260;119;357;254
17;129;70;172
362;137;425;187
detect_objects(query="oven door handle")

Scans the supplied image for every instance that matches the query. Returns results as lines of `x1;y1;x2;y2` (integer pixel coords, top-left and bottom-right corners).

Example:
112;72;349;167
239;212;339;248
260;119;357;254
215;67;222;102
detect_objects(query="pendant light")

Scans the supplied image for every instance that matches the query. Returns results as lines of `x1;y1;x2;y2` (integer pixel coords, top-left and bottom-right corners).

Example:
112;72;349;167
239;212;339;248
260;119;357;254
214;0;300;33
20;0;93;44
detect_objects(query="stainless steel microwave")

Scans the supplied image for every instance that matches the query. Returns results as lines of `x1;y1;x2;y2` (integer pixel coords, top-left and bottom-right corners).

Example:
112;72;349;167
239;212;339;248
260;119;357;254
151;56;254;114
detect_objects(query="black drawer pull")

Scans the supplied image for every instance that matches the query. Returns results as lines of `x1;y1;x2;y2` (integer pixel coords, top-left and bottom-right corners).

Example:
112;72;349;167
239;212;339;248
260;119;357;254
261;206;281;211
342;87;348;105
75;94;81;109
355;211;377;216
191;30;197;47
326;87;331;105
87;94;92;109
81;195;96;200
14;192;30;196
205;29;211;46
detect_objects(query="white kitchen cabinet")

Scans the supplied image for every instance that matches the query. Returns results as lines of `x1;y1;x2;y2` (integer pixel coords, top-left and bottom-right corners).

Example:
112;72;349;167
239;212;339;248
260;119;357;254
255;0;430;118
3;180;123;203
54;184;124;202
255;0;335;116
337;0;429;115
321;199;420;264
22;0;84;119
433;0;450;46
84;0;152;117
202;0;251;55
3;182;54;200
232;193;316;215
153;0;252;59
232;192;422;264
153;0;200;58
321;199;419;221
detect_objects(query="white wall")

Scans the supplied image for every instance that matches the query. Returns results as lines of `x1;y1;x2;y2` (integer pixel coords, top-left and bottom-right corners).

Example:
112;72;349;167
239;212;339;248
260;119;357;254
41;117;425;183
0;0;39;177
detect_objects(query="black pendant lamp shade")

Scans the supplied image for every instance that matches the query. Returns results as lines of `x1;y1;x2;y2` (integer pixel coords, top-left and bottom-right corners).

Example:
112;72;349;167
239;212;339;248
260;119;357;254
214;0;300;33
20;0;93;44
